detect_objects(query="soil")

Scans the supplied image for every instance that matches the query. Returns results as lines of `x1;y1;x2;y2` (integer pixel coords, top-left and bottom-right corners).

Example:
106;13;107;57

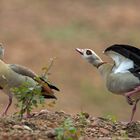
0;110;139;140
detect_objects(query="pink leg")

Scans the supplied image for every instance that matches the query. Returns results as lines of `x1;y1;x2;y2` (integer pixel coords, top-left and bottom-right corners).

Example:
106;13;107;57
125;86;140;97
26;110;32;118
130;99;139;123
125;86;140;105
22;110;33;118
1;96;12;116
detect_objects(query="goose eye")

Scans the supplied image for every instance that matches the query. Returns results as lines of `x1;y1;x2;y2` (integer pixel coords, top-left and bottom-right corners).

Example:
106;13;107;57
86;50;92;55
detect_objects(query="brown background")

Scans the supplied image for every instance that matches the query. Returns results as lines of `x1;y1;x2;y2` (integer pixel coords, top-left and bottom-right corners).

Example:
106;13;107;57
0;0;140;121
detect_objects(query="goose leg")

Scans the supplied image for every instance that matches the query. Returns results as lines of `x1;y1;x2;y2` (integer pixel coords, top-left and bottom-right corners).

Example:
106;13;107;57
130;99;139;123
26;110;32;118
1;95;13;116
125;86;140;105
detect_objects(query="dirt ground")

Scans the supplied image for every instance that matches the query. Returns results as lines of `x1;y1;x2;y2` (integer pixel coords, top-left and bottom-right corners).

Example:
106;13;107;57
0;0;140;121
0;110;140;140
0;2;140;138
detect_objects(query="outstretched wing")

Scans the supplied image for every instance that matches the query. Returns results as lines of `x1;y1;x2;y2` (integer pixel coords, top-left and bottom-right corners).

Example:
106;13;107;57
104;44;140;78
104;44;140;68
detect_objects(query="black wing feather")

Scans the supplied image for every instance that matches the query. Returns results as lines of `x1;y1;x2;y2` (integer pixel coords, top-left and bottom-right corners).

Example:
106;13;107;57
105;44;140;67
40;77;60;91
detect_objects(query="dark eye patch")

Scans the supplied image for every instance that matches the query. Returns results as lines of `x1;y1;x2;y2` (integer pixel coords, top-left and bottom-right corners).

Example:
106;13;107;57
86;50;92;55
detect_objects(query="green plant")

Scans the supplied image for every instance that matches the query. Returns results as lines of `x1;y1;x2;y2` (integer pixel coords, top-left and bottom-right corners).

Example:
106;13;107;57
78;112;88;126
120;130;128;138
75;112;89;136
55;118;81;140
11;58;56;118
41;57;56;78
104;114;117;123
11;82;45;118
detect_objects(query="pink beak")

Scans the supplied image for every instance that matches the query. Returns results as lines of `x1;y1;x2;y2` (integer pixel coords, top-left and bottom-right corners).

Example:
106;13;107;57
75;48;84;55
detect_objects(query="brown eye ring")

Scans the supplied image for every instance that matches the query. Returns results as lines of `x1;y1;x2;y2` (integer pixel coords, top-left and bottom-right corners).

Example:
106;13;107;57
86;50;92;55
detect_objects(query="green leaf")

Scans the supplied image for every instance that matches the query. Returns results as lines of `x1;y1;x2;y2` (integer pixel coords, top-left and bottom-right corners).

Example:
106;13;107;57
69;127;76;134
11;81;45;118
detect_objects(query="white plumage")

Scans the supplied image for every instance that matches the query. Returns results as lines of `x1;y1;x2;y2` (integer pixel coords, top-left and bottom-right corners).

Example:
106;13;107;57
108;52;134;73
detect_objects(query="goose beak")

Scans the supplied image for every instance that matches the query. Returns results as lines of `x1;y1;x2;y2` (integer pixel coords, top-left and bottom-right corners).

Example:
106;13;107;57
75;48;84;55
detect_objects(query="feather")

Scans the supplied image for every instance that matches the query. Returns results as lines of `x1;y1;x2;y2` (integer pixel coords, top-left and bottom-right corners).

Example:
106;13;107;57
104;44;140;67
9;64;37;78
104;44;140;79
9;64;58;98
105;51;134;73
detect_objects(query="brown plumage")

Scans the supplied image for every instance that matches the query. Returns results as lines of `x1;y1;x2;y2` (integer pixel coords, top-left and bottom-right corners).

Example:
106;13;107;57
9;64;59;99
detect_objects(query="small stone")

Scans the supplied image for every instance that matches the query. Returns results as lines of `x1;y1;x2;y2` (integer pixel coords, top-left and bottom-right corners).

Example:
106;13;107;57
90;116;96;121
23;125;33;131
13;125;33;131
59;110;66;114
46;129;56;138
13;125;23;129
90;128;96;133
39;109;50;114
91;120;100;127
99;128;110;135
99;134;104;137
85;128;91;132
94;131;99;134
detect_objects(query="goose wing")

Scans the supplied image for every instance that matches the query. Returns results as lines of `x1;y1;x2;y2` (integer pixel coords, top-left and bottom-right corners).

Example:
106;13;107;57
9;64;37;79
104;44;140;78
8;64;59;98
104;44;140;68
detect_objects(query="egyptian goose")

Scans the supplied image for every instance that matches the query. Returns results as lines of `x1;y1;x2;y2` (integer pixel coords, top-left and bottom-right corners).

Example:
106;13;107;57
0;44;59;117
76;44;140;122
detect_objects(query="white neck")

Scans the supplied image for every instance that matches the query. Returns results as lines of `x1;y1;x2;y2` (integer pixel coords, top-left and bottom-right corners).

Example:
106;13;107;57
86;55;103;68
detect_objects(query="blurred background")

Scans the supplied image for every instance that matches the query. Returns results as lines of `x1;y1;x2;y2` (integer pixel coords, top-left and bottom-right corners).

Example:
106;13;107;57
0;0;140;121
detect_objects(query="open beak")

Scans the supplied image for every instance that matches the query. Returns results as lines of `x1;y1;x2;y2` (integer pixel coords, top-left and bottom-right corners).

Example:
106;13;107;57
75;48;84;55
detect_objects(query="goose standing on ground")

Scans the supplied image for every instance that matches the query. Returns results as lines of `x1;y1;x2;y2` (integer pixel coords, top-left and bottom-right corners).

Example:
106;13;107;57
0;44;59;117
76;44;140;122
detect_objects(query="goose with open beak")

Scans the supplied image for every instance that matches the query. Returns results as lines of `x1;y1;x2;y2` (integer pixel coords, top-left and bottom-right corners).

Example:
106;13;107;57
0;44;59;117
76;44;140;122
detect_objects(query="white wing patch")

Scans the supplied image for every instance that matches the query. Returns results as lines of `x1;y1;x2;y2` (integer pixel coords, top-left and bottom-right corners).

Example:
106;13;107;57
108;52;134;73
113;60;134;73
